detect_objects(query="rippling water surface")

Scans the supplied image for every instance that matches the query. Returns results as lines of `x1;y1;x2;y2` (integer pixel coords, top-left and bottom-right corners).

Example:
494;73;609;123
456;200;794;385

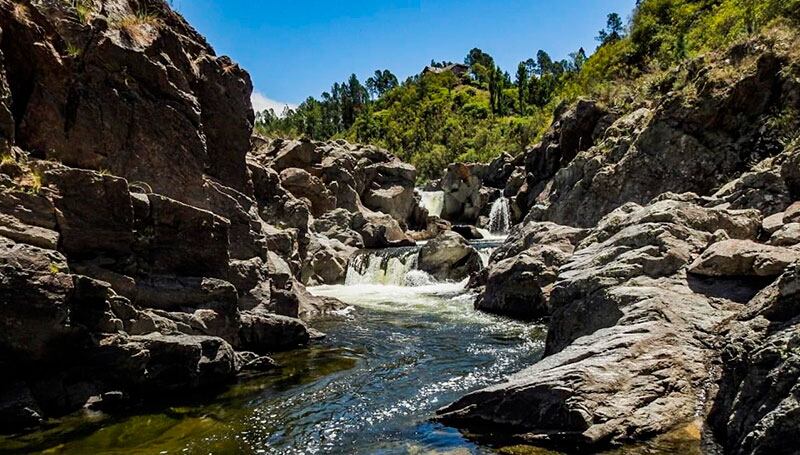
0;280;546;454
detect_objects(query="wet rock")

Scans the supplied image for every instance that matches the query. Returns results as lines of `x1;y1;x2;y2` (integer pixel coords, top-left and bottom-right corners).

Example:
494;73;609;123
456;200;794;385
418;231;482;281
237;351;278;372
451;224;483;240
238;311;310;353
99;333;238;393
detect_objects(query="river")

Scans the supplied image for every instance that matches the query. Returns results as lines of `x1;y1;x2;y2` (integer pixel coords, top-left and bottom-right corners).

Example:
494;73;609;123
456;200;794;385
1;238;554;454
0;231;703;454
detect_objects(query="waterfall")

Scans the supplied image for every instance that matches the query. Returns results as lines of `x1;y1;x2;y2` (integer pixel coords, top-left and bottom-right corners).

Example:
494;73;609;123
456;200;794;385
488;197;511;234
419;190;444;217
345;247;429;286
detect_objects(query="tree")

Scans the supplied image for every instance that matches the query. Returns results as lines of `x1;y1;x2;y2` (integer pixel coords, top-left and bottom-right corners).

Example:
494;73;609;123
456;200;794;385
465;48;495;84
515;62;528;113
366;69;399;99
569;47;587;72
597;12;624;45
535;50;553;75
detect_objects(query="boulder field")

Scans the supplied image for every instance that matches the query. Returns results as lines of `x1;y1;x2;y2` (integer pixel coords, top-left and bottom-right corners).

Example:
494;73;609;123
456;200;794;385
439;29;800;454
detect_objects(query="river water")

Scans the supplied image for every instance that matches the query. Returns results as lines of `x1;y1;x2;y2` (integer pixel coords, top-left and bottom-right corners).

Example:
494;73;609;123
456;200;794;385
0;239;550;454
0;233;704;454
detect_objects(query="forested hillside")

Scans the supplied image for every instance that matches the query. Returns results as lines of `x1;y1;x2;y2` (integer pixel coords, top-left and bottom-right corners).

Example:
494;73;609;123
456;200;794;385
256;0;799;181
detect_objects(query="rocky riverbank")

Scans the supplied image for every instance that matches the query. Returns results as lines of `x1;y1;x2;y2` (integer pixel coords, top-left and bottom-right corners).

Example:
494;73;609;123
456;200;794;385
0;0;446;430
438;26;800;454
2;0;800;453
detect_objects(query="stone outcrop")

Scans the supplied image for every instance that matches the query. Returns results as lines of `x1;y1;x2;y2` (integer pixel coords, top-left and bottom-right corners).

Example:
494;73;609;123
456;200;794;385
515;38;799;228
418;231;482;281
439;199;767;450
473;222;585;320
709;263;800;455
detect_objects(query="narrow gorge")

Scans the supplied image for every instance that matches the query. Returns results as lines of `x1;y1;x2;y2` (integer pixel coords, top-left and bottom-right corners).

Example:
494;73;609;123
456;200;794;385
1;1;800;454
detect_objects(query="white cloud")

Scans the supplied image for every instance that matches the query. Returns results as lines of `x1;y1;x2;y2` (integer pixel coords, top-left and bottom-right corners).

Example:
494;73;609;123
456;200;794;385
251;91;297;116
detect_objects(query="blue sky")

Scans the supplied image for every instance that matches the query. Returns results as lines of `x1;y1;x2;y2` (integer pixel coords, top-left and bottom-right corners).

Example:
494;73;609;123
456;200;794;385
173;0;638;112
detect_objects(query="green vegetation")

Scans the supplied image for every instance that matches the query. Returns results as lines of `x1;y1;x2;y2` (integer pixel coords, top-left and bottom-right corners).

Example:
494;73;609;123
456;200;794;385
66;43;82;57
256;0;800;181
63;0;95;24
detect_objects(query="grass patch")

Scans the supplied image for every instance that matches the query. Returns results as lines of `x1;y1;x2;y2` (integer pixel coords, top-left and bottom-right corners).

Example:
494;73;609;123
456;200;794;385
65;43;82;57
113;9;162;45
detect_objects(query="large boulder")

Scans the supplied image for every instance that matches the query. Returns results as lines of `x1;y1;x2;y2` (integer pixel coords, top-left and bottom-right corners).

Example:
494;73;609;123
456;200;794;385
279;167;336;217
418;231;482;281
441;163;484;223
301;233;357;285
238;311;311;353
688;239;800;277
475;244;571;321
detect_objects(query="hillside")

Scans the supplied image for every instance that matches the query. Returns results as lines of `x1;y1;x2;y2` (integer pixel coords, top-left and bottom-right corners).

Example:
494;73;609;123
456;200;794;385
256;0;800;181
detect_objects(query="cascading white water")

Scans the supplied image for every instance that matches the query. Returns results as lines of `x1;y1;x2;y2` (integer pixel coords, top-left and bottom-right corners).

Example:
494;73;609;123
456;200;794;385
488;197;511;234
419;190;444;217
345;248;423;286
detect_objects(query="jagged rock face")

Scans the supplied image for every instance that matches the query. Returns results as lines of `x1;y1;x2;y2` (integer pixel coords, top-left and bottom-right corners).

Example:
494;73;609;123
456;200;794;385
251;138;419;230
438;199;765;450
0;0;254;202
521;46;799;228
709;264;800;455
0;0;348;427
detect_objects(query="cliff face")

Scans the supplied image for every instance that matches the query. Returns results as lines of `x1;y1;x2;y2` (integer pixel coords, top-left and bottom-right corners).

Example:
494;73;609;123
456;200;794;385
0;0;434;430
441;27;800;453
1;0;254;201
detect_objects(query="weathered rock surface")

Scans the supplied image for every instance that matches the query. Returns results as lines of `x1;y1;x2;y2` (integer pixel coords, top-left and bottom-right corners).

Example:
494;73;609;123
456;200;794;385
519;41;799;228
688;239;800;277
418;231;482;281
439;200;763;450
0;0;349;428
709;263;800;455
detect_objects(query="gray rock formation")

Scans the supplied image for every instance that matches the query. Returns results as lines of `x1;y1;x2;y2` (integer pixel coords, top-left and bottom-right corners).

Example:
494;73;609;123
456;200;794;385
439;199;765;450
418;231;482;281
